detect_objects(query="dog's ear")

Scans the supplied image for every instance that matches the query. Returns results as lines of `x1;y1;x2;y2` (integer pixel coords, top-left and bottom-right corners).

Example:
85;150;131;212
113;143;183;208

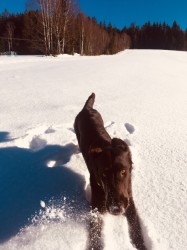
112;138;133;166
112;138;128;151
89;147;103;154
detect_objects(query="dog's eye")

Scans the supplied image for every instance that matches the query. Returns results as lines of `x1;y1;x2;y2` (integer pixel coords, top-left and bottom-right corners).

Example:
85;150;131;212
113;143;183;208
120;170;126;177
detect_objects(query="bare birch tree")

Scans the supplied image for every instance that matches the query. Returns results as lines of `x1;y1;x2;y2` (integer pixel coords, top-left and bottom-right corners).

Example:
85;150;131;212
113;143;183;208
6;22;15;53
38;0;54;55
52;0;63;54
61;0;72;54
52;0;73;54
37;0;76;55
77;13;86;55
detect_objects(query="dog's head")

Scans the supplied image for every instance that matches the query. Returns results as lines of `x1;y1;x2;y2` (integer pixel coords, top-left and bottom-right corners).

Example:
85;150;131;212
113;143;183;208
90;138;132;215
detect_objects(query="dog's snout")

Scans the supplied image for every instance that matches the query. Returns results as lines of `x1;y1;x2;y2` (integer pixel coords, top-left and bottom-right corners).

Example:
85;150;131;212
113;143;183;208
107;196;130;215
109;205;121;215
109;205;125;215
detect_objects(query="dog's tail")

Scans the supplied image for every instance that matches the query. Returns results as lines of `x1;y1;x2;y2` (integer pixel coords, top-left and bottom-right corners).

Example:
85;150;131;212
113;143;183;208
83;93;95;109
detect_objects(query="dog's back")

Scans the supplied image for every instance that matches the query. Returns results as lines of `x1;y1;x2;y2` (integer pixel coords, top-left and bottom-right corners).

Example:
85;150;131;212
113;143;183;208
74;93;111;165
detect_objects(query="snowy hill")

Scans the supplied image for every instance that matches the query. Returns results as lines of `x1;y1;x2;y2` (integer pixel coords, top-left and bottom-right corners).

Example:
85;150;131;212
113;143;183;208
0;50;187;250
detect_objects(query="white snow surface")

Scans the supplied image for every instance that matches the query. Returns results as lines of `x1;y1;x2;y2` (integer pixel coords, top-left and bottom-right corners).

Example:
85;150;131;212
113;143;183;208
0;50;187;250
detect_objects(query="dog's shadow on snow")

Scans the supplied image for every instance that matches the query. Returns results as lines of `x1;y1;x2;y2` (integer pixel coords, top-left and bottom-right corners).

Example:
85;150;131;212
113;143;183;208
0;139;88;243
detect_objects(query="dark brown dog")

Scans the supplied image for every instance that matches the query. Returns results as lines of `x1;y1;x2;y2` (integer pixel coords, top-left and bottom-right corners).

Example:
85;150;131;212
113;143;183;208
74;93;147;250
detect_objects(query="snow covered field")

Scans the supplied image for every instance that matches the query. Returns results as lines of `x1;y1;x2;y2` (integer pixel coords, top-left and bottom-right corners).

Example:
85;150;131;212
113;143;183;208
0;50;187;250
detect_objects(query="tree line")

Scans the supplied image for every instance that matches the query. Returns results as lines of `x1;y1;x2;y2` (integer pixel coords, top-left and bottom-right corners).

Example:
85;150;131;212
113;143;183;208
124;21;187;51
0;0;131;56
1;0;187;55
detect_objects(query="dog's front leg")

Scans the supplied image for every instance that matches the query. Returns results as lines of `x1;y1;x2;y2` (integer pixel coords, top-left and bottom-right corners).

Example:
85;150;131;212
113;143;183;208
87;211;103;250
126;198;147;250
90;174;106;213
86;176;105;250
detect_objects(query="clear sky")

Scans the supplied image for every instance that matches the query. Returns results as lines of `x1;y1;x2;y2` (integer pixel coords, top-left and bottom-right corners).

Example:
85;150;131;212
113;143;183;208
0;0;187;30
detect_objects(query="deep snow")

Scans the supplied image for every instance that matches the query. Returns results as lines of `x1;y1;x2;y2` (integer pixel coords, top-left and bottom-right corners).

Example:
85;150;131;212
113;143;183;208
0;50;187;250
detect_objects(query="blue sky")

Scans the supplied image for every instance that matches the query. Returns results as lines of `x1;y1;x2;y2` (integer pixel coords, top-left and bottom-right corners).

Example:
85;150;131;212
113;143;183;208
0;0;187;30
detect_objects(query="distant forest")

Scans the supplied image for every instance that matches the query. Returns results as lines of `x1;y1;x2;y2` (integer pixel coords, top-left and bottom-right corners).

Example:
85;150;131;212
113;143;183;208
0;0;187;55
124;21;187;51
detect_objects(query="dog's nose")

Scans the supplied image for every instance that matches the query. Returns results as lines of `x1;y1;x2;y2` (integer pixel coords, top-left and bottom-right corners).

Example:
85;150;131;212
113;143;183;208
109;205;123;215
